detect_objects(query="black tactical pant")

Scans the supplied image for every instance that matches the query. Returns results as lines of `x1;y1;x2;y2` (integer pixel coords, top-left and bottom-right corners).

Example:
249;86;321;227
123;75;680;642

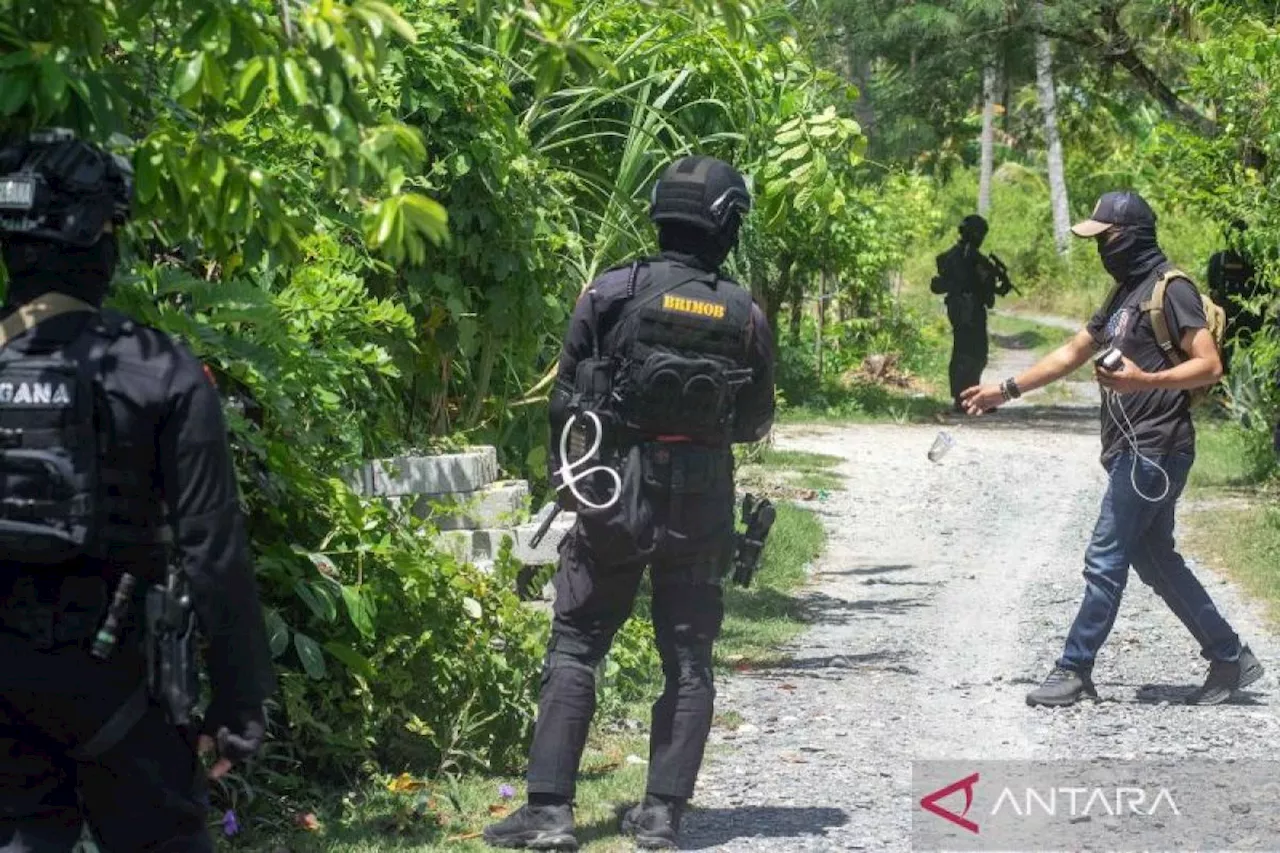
0;590;212;852
527;443;732;802
948;308;989;404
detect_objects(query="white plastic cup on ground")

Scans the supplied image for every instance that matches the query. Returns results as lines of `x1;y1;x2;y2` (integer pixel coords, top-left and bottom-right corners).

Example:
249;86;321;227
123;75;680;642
927;431;955;463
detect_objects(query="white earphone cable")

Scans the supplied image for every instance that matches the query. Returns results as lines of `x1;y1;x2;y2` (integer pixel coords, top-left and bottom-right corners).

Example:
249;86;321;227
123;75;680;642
556;411;621;511
1103;389;1171;503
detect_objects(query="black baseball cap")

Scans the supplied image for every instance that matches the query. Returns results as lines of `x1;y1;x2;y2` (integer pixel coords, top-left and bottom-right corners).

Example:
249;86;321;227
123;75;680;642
1070;190;1157;237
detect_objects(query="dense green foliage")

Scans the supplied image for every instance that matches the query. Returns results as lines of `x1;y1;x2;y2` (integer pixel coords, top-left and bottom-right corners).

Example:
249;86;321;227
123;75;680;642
0;0;926;811
4;0;1279;838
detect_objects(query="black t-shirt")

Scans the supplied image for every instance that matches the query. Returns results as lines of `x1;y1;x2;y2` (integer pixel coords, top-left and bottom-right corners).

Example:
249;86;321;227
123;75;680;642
1086;269;1207;462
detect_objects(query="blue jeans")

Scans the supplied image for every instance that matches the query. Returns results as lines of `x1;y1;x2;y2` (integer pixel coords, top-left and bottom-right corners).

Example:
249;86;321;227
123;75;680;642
1058;452;1242;673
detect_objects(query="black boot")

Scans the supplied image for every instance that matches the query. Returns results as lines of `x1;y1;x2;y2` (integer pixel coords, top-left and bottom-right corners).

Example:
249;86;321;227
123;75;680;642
1188;645;1265;706
483;803;578;850
1025;666;1098;707
621;795;684;850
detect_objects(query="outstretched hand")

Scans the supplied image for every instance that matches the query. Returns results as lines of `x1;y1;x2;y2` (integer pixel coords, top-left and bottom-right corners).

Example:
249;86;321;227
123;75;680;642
959;384;1003;415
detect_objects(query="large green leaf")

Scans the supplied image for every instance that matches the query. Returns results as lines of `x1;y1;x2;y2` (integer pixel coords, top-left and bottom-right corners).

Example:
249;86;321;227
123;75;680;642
293;632;327;680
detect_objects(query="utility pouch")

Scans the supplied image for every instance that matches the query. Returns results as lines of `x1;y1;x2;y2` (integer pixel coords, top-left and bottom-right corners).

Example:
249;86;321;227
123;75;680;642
145;565;197;727
624;352;730;440
572;357;615;411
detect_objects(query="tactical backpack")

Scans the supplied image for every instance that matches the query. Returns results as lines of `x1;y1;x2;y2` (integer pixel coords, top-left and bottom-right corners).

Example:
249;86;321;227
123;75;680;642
1102;267;1227;404
604;260;755;444
0;293;116;564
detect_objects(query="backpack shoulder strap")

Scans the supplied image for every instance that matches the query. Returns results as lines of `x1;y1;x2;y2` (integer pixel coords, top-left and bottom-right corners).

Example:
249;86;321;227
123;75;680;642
0;292;98;350
1141;268;1192;363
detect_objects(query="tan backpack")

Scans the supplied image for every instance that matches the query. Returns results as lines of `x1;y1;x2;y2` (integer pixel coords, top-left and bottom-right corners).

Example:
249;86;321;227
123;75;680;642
1101;267;1227;404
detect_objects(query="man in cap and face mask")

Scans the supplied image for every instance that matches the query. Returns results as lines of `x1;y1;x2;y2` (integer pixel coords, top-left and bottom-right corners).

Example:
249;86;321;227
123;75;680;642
930;214;1015;411
961;191;1263;707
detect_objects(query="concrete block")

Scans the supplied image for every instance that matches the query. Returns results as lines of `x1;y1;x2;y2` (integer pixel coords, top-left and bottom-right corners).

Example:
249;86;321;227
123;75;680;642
365;447;499;497
471;528;517;562
511;511;577;565
416;480;530;530
436;530;473;564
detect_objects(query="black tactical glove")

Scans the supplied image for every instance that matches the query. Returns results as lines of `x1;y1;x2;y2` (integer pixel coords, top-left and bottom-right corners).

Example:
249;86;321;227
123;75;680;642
201;703;266;766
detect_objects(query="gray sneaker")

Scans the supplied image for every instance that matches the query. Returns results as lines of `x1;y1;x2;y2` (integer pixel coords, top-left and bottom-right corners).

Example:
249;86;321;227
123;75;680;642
621;799;683;850
1187;645;1265;706
484;804;578;850
1026;666;1098;707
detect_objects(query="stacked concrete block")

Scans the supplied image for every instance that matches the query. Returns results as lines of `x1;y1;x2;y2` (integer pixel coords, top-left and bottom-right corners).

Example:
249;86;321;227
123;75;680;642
354;448;572;571
360;447;499;498
414;480;529;531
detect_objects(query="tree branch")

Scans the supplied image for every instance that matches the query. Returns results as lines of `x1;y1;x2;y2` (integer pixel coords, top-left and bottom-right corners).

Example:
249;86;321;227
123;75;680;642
1097;5;1217;136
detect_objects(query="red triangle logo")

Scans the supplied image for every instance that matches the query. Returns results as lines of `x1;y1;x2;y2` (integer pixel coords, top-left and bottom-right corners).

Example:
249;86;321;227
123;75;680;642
920;772;980;834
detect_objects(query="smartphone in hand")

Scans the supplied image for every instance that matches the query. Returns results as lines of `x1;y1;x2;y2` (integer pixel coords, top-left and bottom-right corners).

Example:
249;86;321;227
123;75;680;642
1094;347;1124;373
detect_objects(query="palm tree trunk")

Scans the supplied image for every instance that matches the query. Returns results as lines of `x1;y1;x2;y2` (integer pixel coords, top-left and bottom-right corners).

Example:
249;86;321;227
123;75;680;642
978;62;997;217
1033;0;1071;254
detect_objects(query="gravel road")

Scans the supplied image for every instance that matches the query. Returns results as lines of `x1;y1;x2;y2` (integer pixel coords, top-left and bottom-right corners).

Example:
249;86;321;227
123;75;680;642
680;337;1279;851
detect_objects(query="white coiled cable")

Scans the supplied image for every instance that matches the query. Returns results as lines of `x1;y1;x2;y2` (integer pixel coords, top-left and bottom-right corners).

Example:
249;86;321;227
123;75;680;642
555;411;621;511
1103;389;1171;503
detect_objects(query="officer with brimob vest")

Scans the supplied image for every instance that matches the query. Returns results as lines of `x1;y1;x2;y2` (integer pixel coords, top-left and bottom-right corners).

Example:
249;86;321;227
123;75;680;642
484;155;776;850
0;130;274;850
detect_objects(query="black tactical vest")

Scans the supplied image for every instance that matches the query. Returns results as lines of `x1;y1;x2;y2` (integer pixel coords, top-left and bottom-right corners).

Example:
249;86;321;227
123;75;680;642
601;260;755;444
0;311;171;566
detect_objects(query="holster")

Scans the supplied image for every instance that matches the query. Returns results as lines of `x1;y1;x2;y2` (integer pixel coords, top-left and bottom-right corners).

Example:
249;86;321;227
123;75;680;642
145;568;197;727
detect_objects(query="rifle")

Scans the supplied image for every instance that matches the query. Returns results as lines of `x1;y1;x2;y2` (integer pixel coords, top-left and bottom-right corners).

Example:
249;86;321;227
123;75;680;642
146;559;198;726
988;253;1021;297
731;494;776;588
528;504;562;549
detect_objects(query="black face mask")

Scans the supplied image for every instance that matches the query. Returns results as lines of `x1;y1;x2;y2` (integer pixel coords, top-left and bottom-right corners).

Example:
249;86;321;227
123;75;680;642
1;234;118;307
1097;224;1165;283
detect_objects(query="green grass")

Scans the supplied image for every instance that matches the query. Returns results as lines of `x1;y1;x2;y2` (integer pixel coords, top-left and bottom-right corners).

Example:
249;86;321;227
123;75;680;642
1183;504;1280;626
778;382;950;426
737;448;845;491
231;459;830;852
1182;418;1280;628
718;501;825;668
1188;419;1278;490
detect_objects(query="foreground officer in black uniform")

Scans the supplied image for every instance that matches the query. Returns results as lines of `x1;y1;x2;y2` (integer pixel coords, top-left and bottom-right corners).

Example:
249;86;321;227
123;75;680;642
485;155;775;851
0;131;275;850
930;214;1014;410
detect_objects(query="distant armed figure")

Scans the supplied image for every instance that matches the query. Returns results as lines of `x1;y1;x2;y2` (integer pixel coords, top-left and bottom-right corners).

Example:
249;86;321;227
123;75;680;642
930;214;1015;410
1206;219;1266;372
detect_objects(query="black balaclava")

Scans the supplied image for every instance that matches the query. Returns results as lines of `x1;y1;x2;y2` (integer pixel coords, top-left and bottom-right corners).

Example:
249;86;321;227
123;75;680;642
658;218;739;271
1098;222;1166;285
1;234;117;308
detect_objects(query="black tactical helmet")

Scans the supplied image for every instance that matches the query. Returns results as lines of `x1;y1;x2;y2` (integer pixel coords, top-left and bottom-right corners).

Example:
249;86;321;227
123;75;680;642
649;155;751;236
0;129;133;248
959;214;988;241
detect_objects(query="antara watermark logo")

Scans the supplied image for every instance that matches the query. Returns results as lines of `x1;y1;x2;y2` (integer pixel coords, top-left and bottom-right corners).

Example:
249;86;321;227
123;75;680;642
920;772;1181;835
